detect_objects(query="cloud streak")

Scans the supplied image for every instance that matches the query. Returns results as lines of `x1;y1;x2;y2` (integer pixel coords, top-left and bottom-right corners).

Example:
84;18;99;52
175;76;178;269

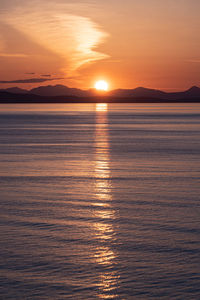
0;78;63;84
1;2;110;75
0;52;27;58
186;59;200;63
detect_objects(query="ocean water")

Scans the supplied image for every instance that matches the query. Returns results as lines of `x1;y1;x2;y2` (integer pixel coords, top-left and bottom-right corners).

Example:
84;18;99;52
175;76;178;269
0;103;200;299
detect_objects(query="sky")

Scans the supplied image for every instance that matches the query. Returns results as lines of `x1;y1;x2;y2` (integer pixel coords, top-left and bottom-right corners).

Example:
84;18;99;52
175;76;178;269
0;0;199;90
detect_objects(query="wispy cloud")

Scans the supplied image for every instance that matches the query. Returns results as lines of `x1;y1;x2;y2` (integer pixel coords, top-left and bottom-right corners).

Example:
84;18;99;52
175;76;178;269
0;52;27;58
186;59;200;63
0;77;63;84
1;2;110;75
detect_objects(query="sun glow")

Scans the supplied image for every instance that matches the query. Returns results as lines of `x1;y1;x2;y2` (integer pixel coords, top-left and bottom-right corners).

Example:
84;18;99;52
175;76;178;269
95;80;109;91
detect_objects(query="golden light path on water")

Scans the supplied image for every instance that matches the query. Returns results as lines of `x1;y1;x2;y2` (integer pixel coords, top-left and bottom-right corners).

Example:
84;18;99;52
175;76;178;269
94;103;120;299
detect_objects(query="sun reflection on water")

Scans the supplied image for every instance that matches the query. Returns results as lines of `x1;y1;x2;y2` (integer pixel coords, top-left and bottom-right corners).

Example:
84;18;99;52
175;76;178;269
98;271;120;299
93;103;120;299
96;103;108;112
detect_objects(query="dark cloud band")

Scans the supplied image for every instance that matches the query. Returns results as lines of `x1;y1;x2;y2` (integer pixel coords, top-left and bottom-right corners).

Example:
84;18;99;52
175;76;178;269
0;78;63;84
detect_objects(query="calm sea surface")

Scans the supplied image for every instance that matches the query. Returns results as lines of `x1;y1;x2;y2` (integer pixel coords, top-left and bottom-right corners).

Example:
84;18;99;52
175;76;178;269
0;103;200;299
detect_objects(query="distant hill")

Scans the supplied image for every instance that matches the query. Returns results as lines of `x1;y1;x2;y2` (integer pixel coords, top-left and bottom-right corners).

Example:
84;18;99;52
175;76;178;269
0;85;200;103
108;87;168;99
171;86;200;100
0;87;28;94
109;86;200;100
30;85;200;99
29;84;91;97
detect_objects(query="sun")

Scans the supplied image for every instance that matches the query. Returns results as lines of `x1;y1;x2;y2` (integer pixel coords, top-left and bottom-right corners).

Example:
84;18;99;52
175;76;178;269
95;80;109;91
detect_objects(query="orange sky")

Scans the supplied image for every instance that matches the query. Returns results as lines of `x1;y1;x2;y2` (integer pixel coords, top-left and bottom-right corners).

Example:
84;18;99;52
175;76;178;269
0;0;199;91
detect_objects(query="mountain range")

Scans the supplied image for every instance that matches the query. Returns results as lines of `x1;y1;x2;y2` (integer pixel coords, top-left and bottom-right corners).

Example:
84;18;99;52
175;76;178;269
0;85;200;103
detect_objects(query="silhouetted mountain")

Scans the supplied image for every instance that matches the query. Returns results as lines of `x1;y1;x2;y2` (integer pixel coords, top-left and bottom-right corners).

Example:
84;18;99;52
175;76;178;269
30;84;90;97
29;85;200;99
0;87;28;94
0;91;79;103
0;85;200;103
179;86;200;98
109;87;168;99
109;86;200;100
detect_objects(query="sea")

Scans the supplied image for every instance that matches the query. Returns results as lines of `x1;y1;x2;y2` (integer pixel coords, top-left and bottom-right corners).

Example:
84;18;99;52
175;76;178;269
0;103;200;299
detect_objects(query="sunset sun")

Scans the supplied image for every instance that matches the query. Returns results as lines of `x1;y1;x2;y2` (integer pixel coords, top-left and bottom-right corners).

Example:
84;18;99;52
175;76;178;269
95;80;109;91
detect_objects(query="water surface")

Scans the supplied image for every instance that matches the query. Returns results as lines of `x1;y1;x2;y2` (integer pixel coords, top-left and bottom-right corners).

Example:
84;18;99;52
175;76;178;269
0;103;200;299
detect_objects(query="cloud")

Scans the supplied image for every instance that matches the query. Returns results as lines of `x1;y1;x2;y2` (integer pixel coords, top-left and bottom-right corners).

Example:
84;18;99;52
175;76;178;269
0;34;28;58
1;2;110;75
25;72;35;75
186;59;200;63
0;77;63;84
0;52;27;58
41;74;51;77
